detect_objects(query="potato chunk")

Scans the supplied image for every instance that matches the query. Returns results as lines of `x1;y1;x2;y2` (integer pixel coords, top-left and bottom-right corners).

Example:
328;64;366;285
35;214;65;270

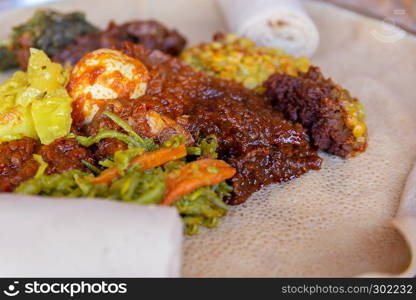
0;48;73;144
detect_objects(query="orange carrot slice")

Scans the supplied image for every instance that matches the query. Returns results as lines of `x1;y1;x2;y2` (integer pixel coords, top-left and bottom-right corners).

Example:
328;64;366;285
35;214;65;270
89;168;120;184
162;158;236;206
89;144;187;184
130;144;187;170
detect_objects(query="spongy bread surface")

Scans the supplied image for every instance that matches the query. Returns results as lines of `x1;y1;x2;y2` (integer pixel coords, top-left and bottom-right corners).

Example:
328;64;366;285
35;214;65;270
182;1;416;277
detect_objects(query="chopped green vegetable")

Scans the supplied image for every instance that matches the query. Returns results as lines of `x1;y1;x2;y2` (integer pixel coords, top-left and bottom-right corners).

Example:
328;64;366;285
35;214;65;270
15;132;232;235
81;160;100;175
198;134;219;159
108;168;166;204
103;111;157;151
15;170;91;196
186;146;201;156
16;161;231;234
68;130;143;148
163;135;186;149
98;158;114;168
175;183;231;235
112;147;144;173
69;111;158;151
12;10;97;56
184;135;218;158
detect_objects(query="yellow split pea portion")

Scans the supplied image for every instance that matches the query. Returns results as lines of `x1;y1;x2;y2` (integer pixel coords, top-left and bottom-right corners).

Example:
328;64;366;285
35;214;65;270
181;33;310;93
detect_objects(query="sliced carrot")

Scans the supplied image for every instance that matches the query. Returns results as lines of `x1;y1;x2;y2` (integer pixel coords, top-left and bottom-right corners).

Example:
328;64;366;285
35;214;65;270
89;144;187;184
162;158;236;206
131;144;187;170
89;168;120;184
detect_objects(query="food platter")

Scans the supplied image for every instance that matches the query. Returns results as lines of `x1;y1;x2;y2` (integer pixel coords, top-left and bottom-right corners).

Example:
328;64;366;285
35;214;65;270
0;0;415;277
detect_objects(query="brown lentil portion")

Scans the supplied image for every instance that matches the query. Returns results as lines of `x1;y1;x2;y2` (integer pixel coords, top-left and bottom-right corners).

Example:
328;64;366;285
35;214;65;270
39;138;95;174
264;66;367;157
